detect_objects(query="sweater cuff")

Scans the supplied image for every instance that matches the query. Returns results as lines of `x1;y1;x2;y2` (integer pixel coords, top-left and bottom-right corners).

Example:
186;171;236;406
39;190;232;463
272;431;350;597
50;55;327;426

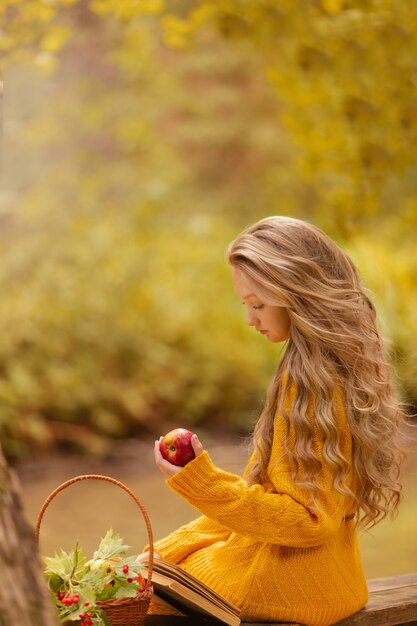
141;535;192;564
146;536;191;564
166;450;224;499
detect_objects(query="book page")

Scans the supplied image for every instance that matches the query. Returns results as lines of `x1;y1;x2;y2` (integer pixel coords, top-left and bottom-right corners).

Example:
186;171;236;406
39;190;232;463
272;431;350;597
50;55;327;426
142;560;240;626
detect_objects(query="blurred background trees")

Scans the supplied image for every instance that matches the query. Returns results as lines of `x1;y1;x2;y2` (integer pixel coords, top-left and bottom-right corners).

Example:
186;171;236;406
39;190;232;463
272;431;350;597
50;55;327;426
1;0;416;461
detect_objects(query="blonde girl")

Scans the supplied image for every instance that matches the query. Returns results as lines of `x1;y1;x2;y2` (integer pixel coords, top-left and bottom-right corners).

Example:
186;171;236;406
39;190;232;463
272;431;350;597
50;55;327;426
143;216;406;626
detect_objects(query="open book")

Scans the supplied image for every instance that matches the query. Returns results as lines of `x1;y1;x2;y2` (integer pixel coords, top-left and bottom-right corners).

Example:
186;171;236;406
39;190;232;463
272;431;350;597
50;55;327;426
142;558;241;626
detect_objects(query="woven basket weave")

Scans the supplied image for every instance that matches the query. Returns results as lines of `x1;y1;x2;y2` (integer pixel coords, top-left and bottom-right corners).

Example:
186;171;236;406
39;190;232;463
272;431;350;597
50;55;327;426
36;474;154;626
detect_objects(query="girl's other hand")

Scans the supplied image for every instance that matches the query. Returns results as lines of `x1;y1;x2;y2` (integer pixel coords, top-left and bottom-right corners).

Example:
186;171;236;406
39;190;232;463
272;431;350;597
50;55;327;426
154;434;204;478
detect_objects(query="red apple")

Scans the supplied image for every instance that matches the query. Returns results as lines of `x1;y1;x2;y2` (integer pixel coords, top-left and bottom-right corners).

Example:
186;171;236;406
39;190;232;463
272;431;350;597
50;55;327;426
159;428;195;466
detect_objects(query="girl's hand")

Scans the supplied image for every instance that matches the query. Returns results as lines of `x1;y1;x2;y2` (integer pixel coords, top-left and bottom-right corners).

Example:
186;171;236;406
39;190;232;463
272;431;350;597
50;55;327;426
154;434;204;478
135;549;162;562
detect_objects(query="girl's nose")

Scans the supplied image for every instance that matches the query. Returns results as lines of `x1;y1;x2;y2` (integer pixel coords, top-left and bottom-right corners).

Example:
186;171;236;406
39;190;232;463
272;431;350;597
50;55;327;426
246;309;258;327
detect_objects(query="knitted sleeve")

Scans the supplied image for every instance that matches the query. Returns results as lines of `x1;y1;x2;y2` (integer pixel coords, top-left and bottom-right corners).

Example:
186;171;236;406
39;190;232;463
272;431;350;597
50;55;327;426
166;389;353;548
149;515;232;564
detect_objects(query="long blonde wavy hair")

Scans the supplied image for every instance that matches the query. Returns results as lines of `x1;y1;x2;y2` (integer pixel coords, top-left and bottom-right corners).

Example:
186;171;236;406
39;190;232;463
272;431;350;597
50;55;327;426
228;216;407;530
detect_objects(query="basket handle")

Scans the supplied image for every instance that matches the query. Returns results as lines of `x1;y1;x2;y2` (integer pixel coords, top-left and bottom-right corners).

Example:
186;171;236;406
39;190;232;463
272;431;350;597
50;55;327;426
36;474;154;589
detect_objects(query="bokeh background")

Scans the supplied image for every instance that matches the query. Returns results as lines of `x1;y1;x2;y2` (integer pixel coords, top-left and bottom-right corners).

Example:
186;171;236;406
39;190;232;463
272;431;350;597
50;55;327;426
1;0;416;580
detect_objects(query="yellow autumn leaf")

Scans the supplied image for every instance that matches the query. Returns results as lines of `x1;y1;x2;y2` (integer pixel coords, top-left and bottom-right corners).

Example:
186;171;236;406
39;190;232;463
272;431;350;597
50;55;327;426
0;34;15;51
90;0;164;18
320;0;344;15
162;14;193;48
20;1;56;22
189;3;218;28
40;26;71;53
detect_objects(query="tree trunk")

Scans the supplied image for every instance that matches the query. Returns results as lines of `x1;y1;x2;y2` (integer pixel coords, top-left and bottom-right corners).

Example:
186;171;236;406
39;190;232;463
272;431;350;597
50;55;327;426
0;446;59;626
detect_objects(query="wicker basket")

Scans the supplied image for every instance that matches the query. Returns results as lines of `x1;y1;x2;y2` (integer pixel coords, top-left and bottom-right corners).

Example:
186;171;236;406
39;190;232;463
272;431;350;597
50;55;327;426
36;474;154;626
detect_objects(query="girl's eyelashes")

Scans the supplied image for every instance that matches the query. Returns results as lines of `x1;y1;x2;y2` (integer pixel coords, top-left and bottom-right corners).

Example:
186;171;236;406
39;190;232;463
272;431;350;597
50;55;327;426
241;302;264;310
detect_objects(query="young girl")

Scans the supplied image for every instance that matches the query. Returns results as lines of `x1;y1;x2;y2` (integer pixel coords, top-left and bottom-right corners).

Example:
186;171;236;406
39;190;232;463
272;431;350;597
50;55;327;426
144;216;406;625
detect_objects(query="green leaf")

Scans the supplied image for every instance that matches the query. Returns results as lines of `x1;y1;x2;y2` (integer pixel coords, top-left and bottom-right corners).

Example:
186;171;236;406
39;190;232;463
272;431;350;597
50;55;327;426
76;570;106;605
92;528;131;562
47;573;63;592
112;578;139;599
113;555;145;577
64;606;85;621
96;581;117;601
98;609;112;626
43;543;86;581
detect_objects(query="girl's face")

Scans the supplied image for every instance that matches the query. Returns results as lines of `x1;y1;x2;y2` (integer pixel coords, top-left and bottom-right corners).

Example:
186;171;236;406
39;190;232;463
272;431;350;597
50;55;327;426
232;266;290;343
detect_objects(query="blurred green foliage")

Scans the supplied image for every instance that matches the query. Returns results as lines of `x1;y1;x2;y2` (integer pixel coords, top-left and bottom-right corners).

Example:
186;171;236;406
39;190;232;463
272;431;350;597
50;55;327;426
0;0;416;459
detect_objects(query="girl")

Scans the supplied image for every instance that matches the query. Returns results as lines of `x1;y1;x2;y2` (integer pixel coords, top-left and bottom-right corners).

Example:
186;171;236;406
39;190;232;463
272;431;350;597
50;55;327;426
145;216;406;625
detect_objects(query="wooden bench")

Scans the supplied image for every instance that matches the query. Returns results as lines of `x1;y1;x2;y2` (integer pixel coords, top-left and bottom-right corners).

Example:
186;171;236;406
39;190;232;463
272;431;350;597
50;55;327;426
144;571;417;626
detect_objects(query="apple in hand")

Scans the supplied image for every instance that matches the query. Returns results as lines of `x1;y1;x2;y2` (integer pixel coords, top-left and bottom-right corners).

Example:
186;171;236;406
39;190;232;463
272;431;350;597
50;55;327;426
159;428;195;466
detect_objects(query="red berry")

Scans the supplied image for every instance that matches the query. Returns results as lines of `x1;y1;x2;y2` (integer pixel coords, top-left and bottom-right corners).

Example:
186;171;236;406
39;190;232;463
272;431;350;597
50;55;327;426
79;613;85;619
85;612;93;618
123;564;129;574
127;577;133;583
83;601;90;606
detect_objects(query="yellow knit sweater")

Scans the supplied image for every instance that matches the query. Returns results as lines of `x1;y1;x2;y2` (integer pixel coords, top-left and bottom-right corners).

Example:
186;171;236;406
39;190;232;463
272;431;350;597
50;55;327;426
152;383;368;625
